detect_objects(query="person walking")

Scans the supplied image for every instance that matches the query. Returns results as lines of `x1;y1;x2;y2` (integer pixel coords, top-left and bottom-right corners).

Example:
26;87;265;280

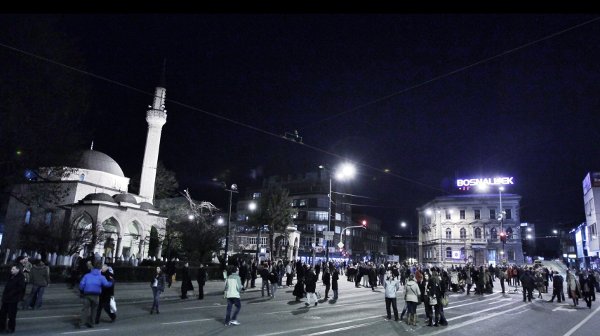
331;267;339;300
16;255;32;310
197;264;208;300
429;269;447;327
548;271;565;303
304;267;318;307
384;271;401;321
0;265;25;333
224;266;243;326
285;261;294;287
150;266;166;314
95;265;116;324
580;271;594;309
239;261;248;291
259;263;271;297
165;259;176;288
566;270;580;307
27;259;50;310
268;266;278;298
322;267;331;300
78;262;113;328
404;273;421;325
180;262;194;299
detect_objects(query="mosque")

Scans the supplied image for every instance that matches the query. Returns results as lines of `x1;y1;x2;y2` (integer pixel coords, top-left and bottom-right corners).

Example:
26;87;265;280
1;83;169;261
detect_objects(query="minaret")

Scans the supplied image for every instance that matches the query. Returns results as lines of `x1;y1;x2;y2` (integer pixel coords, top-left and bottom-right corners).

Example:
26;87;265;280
139;70;167;202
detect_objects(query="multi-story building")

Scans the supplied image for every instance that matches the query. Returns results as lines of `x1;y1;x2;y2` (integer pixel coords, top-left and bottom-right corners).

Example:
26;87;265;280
232;170;354;264
347;214;389;263
582;172;600;266
418;191;524;267
389;235;418;264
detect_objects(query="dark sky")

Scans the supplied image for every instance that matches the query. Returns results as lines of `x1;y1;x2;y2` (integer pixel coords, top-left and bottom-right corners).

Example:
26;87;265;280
5;12;600;235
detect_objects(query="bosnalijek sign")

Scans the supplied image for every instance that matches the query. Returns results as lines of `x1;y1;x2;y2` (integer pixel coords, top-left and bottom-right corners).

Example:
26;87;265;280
456;177;514;187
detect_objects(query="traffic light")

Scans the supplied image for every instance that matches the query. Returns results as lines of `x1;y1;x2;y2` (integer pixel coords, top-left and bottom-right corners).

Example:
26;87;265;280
361;220;368;228
499;231;507;243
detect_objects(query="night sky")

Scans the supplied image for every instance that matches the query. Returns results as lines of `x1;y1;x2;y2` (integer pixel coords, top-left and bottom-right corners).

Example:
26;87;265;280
3;12;600;235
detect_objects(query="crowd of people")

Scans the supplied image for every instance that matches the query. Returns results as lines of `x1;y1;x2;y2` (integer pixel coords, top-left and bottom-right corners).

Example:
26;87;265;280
2;254;600;332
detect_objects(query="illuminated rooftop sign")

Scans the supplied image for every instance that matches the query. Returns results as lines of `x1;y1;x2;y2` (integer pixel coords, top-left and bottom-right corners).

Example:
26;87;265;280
456;177;514;187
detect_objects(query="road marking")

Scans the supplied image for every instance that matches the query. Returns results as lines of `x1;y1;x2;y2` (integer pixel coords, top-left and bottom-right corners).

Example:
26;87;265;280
562;303;600;336
553;305;577;312
61;328;111;334
447;301;515;321
19;314;78;320
258;315;381;336
488;298;512;304
305;321;380;335
420;304;525;335
162;318;214;325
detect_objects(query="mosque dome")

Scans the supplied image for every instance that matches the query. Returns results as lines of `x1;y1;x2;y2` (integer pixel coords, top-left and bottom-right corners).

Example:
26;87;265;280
113;193;138;204
69;150;125;177
82;193;117;203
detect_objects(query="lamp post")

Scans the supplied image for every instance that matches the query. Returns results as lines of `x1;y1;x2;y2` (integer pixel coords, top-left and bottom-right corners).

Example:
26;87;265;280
498;186;505;263
224;184;238;266
319;162;356;264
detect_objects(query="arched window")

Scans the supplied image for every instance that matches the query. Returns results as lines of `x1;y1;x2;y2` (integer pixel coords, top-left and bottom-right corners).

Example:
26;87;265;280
506;227;513;240
491;227;498;240
446;247;452;258
24;209;31;224
474;227;482;239
446;228;452;239
460;228;467;239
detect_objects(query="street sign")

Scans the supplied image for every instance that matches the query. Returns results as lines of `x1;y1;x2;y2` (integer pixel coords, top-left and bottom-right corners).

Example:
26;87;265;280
323;231;334;240
337;242;344;248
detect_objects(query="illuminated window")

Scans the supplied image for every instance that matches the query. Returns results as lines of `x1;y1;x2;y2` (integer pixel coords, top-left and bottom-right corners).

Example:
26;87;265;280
299;199;307;207
252;192;261;199
24;209;31;224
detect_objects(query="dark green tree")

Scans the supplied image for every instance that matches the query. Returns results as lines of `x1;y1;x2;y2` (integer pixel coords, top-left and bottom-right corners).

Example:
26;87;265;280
148;226;160;258
253;184;297;259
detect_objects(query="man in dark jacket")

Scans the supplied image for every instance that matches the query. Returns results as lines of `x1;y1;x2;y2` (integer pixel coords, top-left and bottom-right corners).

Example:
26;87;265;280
27;259;50;309
79;262;113;328
548;271;565;303
95;265;116;324
180;262;194;299
259;263;271;297
196;264;207;300
0;265;26;333
520;268;535;302
322;268;331;299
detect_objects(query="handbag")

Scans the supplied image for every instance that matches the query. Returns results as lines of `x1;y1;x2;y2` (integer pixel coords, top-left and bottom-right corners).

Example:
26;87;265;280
441;294;448;307
428;295;437;306
109;296;117;313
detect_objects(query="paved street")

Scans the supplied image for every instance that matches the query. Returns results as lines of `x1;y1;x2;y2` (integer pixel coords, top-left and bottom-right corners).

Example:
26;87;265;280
5;267;600;336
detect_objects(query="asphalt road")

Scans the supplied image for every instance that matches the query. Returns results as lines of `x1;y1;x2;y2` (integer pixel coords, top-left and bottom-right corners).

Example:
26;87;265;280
9;270;600;336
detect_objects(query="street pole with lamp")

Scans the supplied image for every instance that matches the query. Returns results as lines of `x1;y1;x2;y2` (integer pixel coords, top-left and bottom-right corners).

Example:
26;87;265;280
224;184;238;266
498;186;505;264
319;162;356;265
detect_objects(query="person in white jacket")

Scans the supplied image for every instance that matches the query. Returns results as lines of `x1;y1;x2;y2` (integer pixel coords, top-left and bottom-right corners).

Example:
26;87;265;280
224;266;243;326
384;272;400;321
404;273;421;326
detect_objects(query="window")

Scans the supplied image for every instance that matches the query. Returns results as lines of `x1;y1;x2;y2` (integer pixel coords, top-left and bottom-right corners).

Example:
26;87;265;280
460;247;466;259
298;199;307;207
474;209;480;220
505;209;512;220
590;223;598;239
460;210;465;220
307;211;328;221
490;209;496;220
508;249;515;261
446;228;452;239
506;227;513;240
491;227;497;240
460;228;467;239
475;227;482;239
44;212;52;225
446;247;452;258
252;192;261;200
24;209;31;224
445;210;451;220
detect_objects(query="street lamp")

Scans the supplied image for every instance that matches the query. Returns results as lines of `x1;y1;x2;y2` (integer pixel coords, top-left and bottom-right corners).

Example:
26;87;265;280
224;184;238;266
498;186;505;263
319;162;356;264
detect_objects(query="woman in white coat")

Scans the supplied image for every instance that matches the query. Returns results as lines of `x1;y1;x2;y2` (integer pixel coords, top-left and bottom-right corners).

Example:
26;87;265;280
404;273;421;326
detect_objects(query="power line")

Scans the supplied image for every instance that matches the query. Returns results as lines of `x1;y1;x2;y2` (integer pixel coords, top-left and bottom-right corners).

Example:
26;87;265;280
299;16;600;130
